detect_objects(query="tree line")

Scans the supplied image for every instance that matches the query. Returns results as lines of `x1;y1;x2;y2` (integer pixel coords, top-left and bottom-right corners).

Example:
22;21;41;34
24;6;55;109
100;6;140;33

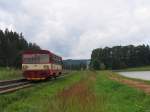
0;29;40;68
90;45;150;70
63;59;88;70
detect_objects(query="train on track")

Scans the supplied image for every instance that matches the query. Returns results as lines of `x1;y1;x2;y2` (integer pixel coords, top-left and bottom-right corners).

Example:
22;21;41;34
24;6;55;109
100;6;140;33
22;50;63;80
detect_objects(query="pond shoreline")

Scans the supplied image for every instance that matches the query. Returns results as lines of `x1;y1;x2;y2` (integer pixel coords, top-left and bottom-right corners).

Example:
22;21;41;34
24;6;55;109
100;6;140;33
118;71;150;81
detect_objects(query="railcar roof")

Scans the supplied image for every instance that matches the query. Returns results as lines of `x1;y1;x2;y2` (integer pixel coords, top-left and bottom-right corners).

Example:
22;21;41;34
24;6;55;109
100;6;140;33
22;50;62;59
23;50;50;54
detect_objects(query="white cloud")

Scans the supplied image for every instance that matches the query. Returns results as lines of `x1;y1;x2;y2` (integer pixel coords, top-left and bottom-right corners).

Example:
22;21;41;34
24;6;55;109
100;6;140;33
0;0;150;59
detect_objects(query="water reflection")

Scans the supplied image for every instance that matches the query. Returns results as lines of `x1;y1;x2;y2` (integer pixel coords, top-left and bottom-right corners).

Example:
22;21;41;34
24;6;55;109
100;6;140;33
118;71;150;80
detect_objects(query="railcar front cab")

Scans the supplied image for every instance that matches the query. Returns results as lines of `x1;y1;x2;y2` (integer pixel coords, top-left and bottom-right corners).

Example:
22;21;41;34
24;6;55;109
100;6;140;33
22;50;63;80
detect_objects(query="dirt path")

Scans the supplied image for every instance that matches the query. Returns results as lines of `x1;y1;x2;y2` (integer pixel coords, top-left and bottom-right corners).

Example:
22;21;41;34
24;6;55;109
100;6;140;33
48;72;98;112
110;74;150;94
57;73;96;105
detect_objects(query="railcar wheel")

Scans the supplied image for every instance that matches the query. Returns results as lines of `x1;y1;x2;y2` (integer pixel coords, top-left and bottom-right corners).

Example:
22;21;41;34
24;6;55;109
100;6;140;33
53;74;57;80
59;72;62;76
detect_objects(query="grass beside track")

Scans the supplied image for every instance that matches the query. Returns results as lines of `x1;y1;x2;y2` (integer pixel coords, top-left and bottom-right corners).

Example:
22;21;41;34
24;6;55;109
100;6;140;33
0;68;22;80
0;71;82;112
1;71;150;112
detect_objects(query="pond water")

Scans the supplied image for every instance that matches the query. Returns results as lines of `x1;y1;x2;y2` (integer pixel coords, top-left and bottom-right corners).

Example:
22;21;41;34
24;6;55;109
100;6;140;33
118;71;150;80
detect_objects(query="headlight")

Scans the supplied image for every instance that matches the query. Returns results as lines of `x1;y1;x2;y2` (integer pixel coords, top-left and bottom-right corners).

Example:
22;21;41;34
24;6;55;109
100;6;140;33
43;65;49;69
22;65;28;70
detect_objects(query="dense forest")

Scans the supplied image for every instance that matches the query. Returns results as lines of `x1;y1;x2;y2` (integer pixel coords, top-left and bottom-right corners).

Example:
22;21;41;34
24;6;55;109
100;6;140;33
0;29;40;68
90;45;150;70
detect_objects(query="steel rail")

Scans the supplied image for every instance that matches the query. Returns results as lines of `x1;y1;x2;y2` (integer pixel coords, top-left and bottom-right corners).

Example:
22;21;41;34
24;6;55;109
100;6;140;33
0;78;31;94
0;72;70;94
0;78;27;86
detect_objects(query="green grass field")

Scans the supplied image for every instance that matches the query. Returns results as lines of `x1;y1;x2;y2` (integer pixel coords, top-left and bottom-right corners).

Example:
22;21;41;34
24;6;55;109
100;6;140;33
1;70;150;112
0;68;22;80
116;66;150;72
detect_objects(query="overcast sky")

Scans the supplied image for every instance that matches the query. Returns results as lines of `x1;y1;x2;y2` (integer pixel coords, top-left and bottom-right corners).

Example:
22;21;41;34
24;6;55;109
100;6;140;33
0;0;150;59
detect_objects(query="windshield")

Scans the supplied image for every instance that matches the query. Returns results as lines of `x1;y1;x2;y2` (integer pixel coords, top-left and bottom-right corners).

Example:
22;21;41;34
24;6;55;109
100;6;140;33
23;54;49;64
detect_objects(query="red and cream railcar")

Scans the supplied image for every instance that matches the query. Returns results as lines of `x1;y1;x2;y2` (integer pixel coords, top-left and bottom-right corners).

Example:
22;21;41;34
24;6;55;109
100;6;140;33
22;50;63;80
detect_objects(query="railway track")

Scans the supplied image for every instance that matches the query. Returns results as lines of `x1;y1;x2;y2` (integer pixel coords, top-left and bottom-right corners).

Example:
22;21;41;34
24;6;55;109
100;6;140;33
0;72;70;94
0;79;32;94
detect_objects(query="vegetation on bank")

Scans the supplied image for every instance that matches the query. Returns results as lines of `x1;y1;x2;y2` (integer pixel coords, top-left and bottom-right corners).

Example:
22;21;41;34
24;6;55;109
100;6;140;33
95;71;150;112
1;71;150;112
91;45;150;70
117;66;150;72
